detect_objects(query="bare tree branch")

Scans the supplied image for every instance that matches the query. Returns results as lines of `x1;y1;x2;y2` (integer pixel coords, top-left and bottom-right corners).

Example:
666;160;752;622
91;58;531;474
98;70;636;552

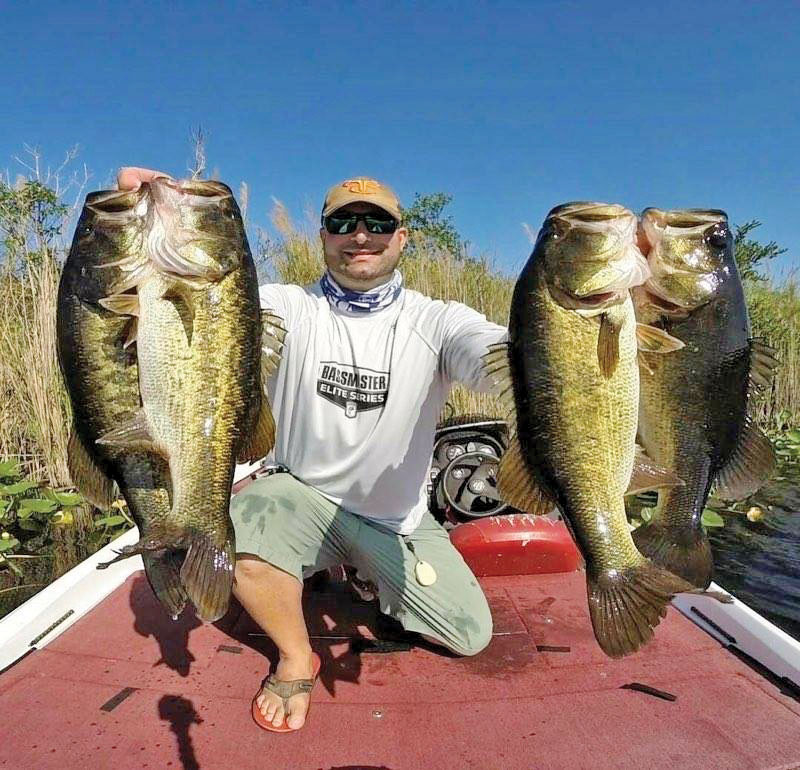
188;125;207;179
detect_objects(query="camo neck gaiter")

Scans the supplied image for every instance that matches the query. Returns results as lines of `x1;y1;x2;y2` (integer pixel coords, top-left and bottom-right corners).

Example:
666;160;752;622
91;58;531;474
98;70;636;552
320;269;403;313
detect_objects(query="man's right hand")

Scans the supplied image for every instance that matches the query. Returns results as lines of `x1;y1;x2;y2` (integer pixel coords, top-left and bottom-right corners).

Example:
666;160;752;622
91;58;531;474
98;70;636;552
117;167;172;191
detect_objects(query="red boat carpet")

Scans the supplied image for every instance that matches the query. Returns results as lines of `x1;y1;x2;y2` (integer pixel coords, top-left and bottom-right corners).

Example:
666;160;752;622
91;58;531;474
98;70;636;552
1;570;798;769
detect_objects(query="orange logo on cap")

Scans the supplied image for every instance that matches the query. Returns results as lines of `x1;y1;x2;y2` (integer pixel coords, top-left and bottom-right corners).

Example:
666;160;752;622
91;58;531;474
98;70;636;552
342;178;381;195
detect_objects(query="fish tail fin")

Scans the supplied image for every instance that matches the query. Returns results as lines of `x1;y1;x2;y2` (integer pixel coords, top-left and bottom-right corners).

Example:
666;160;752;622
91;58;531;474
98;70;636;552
587;563;695;658
142;550;188;618
180;526;235;622
632;523;713;589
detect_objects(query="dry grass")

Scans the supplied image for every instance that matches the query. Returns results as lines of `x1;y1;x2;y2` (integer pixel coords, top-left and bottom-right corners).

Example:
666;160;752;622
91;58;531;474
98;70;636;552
0;255;72;485
3;196;798;493
746;276;800;430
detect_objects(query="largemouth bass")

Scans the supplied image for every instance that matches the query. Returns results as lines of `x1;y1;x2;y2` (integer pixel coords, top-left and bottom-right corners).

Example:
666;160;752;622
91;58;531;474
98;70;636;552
485;202;701;658
56;188;187;617
632;208;777;588
96;178;282;622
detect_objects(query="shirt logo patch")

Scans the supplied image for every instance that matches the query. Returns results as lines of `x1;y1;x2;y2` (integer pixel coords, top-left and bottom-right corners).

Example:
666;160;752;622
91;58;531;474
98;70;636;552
317;361;389;417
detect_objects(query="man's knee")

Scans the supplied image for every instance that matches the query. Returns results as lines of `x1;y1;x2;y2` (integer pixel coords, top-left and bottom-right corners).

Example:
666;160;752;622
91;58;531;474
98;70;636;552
234;554;270;581
235;553;299;584
417;595;493;657
450;609;493;656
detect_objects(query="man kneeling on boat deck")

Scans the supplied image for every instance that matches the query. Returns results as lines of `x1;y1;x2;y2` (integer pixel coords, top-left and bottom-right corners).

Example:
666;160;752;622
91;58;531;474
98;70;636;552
118;168;507;732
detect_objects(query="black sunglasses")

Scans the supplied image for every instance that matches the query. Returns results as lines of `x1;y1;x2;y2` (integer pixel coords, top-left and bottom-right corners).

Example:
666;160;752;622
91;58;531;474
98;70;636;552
323;212;399;235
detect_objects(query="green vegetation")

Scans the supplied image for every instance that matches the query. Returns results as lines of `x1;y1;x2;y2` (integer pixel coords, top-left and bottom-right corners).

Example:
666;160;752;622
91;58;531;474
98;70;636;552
734;220;787;283
0;161;132;617
1;157;797;617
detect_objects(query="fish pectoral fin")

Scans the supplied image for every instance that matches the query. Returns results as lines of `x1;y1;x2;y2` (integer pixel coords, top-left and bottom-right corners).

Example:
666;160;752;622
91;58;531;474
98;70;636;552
180;526;235;622
587;564;695;659
260;310;287;378
161;282;196;347
96;411;158;452
104;259;153;295
597;313;622;378
714;414;776;501
626;445;684;495
237;392;276;463
67;428;118;508
496;435;555;515
749;338;780;391
635;323;685;353
123;317;138;349
98;292;140;316
143;551;188;618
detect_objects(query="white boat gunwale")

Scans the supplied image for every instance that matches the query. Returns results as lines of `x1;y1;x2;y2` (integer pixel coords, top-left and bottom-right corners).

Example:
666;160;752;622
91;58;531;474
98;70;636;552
2;459;799;696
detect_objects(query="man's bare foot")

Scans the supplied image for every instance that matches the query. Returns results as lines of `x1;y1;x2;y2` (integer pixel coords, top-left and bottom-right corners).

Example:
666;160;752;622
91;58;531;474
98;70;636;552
116;167;172;191
254;650;317;730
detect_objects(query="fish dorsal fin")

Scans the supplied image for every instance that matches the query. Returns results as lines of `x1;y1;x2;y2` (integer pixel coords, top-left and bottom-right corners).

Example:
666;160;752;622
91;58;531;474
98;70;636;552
67;428;117;509
237;366;276;463
496;435;555;515
237;311;286;463
636;323;685;353
749;339;779;391
714;414;776;501
96;409;159;453
626;444;684;495
237;394;276;463
481;342;517;428
597;313;623;378
261;310;287;378
481;341;554;514
98;292;140;316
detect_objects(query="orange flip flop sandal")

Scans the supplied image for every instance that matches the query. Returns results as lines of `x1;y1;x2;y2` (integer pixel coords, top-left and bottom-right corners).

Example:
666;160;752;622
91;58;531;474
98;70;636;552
251;652;322;733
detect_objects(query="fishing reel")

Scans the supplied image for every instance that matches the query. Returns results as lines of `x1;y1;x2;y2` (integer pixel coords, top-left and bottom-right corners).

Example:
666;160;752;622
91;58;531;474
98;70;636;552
429;414;510;524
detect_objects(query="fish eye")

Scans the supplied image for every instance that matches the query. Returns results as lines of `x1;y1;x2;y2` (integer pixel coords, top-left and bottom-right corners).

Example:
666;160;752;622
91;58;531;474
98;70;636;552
546;217;569;240
705;224;729;250
80;222;94;237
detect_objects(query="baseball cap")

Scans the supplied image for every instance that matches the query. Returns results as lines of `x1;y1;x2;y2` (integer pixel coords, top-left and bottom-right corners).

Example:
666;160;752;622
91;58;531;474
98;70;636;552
321;177;402;221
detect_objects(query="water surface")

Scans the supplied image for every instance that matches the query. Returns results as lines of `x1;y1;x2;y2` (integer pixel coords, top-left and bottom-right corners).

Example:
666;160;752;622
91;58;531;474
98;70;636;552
710;475;800;641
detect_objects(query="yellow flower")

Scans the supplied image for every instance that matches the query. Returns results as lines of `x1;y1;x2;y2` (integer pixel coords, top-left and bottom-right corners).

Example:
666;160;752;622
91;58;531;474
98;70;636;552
746;506;764;523
53;510;74;525
111;499;127;510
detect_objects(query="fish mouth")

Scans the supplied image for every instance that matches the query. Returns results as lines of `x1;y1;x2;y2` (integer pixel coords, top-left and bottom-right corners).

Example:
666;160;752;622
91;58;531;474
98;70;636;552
640;281;700;317
150;177;234;204
642;286;687;314
642;208;728;229
547;202;631;223
85;188;147;217
550;283;626;312
640;207;728;248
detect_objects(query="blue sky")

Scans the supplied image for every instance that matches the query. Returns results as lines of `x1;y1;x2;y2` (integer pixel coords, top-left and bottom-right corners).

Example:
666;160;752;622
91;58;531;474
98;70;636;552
3;0;798;277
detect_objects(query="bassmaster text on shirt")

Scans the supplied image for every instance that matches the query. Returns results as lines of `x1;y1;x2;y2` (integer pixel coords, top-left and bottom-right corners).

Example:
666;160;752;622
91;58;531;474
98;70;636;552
258;280;507;535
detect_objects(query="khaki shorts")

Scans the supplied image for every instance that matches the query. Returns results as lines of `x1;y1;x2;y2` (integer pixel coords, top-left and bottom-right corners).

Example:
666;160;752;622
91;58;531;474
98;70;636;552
230;472;492;656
